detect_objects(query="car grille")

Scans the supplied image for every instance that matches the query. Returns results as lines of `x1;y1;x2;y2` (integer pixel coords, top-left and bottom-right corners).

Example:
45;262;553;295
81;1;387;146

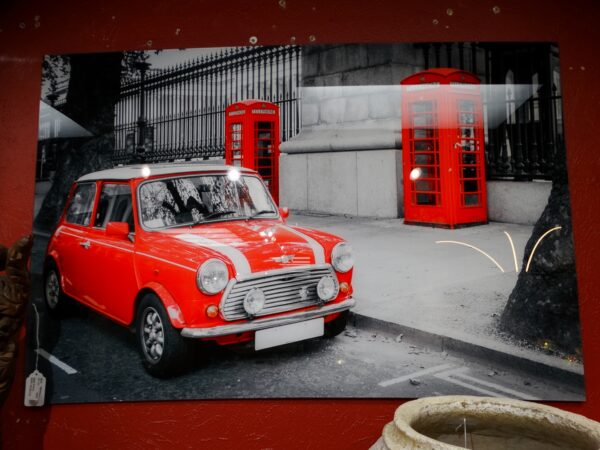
220;266;335;321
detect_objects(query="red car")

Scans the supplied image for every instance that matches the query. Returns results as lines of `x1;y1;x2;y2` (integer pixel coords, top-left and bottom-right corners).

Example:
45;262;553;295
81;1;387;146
44;164;355;377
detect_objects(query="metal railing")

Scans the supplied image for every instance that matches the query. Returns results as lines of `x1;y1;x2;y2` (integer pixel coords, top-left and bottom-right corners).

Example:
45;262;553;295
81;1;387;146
113;46;302;164
485;89;563;180
419;42;563;180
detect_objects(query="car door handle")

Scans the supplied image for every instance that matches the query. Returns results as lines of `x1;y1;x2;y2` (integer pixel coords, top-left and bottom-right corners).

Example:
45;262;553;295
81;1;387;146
79;240;91;250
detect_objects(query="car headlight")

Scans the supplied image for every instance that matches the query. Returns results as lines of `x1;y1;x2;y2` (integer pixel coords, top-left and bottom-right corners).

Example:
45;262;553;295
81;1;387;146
317;276;339;302
243;288;266;316
197;259;229;294
331;242;354;273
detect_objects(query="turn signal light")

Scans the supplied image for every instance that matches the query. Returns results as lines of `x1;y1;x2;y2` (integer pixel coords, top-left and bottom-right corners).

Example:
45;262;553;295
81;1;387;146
206;304;219;318
340;282;350;294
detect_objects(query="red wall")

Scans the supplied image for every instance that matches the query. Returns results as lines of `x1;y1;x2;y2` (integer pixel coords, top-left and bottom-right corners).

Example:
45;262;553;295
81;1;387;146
1;1;599;448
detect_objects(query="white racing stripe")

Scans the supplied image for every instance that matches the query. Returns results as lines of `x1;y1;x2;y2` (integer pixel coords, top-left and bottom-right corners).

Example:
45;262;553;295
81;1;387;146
281;225;325;264
176;233;251;276
36;349;78;375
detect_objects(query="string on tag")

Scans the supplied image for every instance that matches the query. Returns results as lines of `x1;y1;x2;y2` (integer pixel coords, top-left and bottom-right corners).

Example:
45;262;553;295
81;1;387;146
33;303;40;371
25;303;46;407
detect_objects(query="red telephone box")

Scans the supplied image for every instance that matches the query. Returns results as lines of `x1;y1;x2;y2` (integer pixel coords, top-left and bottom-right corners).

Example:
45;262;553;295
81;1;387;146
225;100;280;204
401;69;487;228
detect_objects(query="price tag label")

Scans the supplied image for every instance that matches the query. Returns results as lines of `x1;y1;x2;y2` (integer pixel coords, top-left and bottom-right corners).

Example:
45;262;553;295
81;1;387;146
24;369;46;407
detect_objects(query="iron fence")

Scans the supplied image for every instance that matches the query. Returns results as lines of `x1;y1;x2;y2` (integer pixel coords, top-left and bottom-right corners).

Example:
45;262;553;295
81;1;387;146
113;45;302;164
419;43;563;180
485;87;563;180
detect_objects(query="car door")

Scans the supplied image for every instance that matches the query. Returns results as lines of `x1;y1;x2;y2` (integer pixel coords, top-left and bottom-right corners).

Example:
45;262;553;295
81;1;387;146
84;182;138;324
58;182;98;301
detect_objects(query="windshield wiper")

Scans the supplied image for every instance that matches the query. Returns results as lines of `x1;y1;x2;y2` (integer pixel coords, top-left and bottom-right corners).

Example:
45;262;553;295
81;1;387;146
247;209;277;220
186;210;238;227
203;210;237;220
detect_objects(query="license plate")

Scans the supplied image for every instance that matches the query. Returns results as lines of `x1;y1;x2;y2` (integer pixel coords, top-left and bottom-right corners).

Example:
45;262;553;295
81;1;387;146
255;318;324;351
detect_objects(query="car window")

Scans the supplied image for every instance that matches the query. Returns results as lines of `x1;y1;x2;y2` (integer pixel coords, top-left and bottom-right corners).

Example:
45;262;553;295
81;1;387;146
245;176;274;211
94;184;133;230
139;174;277;230
65;183;96;226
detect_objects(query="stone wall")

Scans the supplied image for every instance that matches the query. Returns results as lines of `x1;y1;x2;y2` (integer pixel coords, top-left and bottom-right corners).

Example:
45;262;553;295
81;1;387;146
279;154;550;225
280;150;403;218
303;44;425;88
487;180;552;225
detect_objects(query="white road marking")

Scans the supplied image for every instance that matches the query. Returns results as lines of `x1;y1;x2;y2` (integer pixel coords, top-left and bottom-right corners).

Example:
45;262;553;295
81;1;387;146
435;367;539;400
379;363;454;387
36;349;78;375
436;372;502;397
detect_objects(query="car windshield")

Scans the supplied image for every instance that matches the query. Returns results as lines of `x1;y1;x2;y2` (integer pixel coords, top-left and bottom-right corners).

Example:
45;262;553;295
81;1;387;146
138;174;278;230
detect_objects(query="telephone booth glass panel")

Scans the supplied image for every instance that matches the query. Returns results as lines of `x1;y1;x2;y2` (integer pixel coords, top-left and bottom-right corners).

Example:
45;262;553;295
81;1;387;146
457;100;483;206
255;121;275;191
408;100;441;207
228;122;243;167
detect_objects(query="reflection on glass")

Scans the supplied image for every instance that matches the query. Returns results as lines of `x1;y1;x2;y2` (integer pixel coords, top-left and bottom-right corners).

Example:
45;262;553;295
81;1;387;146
413;115;434;126
411;101;433;113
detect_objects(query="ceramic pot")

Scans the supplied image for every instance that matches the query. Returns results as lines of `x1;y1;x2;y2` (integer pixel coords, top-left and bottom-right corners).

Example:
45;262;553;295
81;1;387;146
370;396;600;450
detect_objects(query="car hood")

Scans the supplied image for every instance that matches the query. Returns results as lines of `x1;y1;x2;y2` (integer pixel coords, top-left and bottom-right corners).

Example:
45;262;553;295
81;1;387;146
151;219;333;276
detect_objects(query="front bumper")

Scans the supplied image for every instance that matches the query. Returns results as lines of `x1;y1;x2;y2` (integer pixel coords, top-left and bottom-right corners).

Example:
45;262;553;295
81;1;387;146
180;297;355;338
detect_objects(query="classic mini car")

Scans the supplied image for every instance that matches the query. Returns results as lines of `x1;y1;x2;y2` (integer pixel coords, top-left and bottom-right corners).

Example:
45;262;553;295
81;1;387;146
44;163;354;377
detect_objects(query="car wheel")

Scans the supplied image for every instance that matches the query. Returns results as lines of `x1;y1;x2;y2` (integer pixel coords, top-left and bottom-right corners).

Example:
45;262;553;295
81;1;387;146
44;264;65;313
324;310;349;338
137;294;192;378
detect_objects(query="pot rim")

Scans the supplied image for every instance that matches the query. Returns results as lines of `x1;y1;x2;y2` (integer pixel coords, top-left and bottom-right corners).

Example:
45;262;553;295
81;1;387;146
389;395;600;449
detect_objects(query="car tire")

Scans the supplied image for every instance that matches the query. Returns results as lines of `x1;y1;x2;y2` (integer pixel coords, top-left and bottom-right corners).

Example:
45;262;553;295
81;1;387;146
43;263;66;314
137;294;192;378
324;310;349;338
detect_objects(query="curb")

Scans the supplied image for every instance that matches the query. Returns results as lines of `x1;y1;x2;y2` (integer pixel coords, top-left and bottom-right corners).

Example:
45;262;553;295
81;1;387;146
349;312;584;388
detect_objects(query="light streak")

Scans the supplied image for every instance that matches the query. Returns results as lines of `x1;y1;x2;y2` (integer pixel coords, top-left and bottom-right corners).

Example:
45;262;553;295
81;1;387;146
503;231;519;272
435;240;505;273
525;226;562;272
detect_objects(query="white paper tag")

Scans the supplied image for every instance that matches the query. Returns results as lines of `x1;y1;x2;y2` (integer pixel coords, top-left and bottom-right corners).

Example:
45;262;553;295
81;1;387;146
24;369;46;407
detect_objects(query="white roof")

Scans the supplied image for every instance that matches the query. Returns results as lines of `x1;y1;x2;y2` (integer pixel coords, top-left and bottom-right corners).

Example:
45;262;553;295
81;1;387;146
77;163;255;182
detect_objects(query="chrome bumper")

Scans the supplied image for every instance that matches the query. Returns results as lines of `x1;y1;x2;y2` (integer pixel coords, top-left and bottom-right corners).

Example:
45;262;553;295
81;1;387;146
180;297;355;339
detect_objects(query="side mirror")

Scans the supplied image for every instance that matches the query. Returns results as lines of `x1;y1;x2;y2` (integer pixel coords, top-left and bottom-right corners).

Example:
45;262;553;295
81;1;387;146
279;207;290;219
106;222;130;238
